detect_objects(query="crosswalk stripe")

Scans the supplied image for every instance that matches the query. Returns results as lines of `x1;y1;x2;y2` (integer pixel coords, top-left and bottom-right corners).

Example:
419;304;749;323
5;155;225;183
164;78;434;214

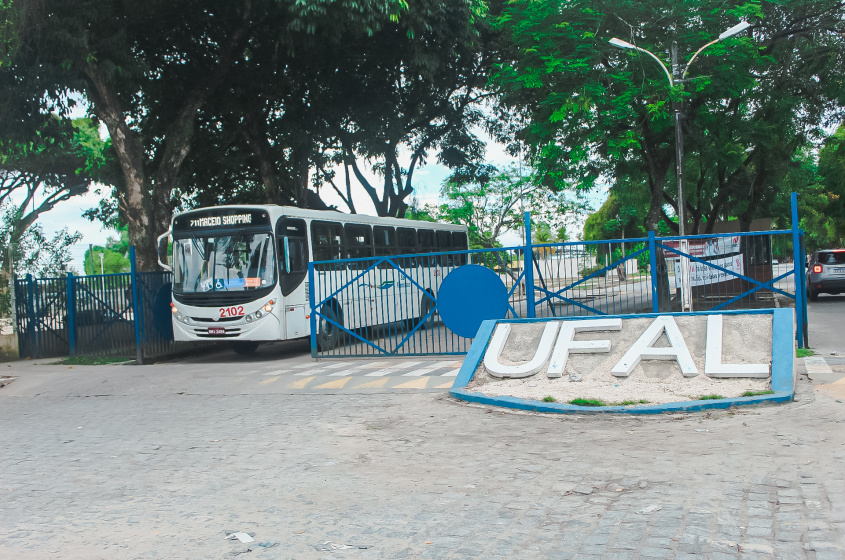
329;368;355;377
365;367;402;377
260;376;280;385
393;377;430;389
355;361;388;369
263;370;285;376
314;377;353;389
354;377;391;388
320;362;348;369
805;357;833;375
394;361;423;368
287;376;315;389
294;370;316;376
291;364;313;369
434;381;454;389
402;367;439;377
441;368;461;377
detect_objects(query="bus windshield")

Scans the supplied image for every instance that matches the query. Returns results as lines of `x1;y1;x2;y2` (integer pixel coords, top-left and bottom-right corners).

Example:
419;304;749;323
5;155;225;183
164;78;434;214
173;233;276;293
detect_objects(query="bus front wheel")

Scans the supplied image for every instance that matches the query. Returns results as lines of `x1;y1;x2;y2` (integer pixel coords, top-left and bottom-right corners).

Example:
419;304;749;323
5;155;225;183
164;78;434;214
317;305;343;351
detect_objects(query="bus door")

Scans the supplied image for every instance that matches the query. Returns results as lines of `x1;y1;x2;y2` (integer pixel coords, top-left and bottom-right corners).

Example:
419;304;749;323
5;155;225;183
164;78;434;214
277;217;309;338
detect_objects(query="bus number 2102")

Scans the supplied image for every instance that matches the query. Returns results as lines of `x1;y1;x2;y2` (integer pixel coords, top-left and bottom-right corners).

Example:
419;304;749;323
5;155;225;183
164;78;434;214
220;306;245;318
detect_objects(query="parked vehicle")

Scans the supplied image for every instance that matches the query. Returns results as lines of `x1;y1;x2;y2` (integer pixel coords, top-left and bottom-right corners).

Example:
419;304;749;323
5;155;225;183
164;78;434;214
807;249;845;300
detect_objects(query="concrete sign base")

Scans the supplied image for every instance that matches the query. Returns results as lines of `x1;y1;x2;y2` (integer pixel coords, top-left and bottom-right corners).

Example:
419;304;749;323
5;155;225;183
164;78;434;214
449;309;794;414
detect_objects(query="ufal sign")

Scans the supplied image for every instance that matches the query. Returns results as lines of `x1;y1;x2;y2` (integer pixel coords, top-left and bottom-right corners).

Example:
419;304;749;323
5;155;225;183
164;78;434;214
483;315;769;380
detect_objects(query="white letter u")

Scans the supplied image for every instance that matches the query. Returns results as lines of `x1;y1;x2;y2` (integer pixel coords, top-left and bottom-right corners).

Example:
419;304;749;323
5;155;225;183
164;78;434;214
484;322;560;378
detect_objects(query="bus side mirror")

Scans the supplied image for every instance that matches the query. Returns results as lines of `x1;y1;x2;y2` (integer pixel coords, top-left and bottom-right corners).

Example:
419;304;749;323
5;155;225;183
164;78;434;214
157;231;172;272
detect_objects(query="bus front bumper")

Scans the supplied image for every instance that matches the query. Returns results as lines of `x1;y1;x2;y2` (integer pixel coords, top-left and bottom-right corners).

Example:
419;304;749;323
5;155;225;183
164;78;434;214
172;313;281;342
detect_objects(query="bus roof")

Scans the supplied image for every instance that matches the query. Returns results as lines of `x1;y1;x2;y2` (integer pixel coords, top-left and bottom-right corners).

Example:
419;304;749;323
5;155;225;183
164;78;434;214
173;204;468;232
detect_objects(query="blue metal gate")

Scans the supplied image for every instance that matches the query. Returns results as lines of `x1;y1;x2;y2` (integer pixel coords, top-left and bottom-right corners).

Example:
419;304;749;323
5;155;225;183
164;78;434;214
311;197;807;358
14;247;205;362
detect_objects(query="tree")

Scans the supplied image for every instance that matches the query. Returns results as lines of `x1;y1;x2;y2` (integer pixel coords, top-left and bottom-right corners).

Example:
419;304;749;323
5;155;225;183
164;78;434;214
769;127;845;252
82;229;131;275
432;164;575;248
0;202;81;317
491;0;845;234
0;118;103;229
3;0;422;270
319;0;496;218
180;0;495;220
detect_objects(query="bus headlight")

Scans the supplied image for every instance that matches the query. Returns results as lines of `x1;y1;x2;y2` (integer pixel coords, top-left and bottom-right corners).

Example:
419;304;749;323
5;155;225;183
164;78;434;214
245;315;254;323
263;299;275;313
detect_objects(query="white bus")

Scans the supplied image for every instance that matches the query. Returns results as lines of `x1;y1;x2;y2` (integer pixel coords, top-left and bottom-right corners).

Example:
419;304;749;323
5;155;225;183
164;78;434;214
157;205;468;353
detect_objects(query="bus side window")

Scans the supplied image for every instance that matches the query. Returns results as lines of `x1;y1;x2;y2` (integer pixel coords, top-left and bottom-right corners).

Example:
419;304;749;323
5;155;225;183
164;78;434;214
418;230;436;267
453;232;468;265
374;226;397;268
311;221;343;262
436;230;452;266
397;228;417;265
277;218;308;297
344;223;373;262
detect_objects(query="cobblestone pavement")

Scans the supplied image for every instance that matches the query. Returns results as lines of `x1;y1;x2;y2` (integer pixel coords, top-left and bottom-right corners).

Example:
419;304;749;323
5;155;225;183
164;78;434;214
1;358;844;560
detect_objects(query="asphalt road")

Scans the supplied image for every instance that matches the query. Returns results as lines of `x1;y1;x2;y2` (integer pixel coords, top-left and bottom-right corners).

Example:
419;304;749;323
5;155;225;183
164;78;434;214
806;293;845;356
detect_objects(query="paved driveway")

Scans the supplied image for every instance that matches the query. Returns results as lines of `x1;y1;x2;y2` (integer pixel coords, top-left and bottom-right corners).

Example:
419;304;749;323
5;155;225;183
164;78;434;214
1;355;844;560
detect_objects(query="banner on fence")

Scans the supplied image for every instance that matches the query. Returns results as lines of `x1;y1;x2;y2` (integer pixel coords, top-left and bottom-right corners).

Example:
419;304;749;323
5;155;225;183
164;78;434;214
674;254;745;288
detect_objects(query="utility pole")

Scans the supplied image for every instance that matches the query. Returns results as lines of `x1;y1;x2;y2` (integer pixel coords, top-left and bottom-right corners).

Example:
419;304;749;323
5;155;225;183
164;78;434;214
671;40;692;312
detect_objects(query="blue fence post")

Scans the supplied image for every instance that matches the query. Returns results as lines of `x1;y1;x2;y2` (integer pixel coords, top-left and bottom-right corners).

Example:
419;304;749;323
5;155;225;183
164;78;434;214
800;229;808;348
66;272;76;356
130;247;143;364
648;231;659;313
790;192;804;348
524;212;535;318
308;263;317;357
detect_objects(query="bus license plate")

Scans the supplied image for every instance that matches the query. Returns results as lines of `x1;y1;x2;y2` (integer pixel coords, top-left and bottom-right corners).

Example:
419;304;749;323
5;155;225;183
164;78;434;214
208;327;226;335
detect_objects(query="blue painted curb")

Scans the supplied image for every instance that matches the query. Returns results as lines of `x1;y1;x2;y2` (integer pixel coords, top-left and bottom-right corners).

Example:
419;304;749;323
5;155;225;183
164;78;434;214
449;308;794;415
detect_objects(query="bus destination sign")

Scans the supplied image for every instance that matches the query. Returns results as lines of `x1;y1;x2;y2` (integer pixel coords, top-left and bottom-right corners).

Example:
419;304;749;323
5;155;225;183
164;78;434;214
173;209;271;231
189;214;252;228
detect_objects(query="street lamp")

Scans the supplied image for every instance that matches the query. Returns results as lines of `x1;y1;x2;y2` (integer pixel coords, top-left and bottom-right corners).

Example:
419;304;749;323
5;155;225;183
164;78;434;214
609;21;752;311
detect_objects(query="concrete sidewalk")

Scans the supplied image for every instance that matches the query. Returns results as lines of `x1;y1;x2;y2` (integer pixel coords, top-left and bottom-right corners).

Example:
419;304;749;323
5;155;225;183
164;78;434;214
1;358;844;559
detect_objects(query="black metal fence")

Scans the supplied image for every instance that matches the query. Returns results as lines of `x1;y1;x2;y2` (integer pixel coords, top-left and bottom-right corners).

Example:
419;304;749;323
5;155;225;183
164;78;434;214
14;248;204;362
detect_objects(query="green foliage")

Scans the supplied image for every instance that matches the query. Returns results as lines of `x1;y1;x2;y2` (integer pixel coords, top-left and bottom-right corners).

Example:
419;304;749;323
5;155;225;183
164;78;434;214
740;390;774;397
796;348;815;358
768;127;845;253
541;395;556;402
698;394;724;400
0;202;81;316
568;398;606;407
492;0;845;233
431;164;582;248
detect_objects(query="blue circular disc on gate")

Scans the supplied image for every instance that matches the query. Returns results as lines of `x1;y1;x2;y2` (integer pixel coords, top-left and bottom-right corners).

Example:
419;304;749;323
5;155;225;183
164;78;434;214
437;265;508;338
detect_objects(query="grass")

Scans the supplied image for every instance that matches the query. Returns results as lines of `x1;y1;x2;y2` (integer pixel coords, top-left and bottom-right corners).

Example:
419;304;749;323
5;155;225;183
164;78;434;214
796;348;815;358
740;390;775;397
618;399;650;406
53;356;132;366
698;394;725;400
541;396;556;403
568;398;607;407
